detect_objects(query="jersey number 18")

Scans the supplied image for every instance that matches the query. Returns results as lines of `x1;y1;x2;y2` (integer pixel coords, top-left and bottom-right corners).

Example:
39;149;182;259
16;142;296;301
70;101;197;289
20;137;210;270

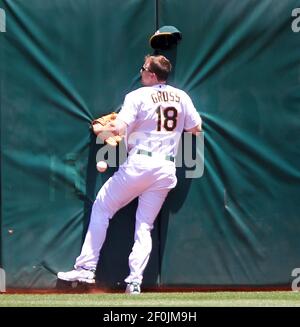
155;106;178;132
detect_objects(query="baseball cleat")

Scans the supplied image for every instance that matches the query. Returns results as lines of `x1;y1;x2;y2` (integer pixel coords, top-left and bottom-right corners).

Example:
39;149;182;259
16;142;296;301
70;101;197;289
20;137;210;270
57;268;96;284
125;281;141;295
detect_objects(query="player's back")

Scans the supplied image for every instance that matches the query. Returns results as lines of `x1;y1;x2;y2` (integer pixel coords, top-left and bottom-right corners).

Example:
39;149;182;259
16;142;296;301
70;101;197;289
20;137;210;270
125;84;195;157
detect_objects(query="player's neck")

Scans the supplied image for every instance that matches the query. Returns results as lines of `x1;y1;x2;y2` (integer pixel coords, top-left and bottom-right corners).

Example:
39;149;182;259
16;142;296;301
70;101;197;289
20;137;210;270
150;81;166;87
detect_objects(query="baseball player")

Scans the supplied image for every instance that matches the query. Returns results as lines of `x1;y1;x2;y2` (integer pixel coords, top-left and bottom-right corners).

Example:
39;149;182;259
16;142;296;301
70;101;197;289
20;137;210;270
57;55;202;294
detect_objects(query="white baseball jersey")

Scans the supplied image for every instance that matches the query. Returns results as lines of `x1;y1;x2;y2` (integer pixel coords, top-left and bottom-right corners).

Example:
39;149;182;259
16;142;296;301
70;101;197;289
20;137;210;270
118;84;201;157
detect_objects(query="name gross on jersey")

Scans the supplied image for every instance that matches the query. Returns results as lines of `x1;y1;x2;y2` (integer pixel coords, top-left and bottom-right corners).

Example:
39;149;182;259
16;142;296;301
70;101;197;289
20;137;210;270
151;91;180;104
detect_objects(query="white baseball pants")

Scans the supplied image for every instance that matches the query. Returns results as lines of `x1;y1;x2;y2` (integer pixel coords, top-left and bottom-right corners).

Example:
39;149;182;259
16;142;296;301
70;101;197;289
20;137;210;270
75;153;177;284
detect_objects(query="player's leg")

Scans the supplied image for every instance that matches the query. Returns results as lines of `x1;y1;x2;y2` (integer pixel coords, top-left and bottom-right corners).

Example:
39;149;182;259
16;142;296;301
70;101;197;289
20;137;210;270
58;166;147;282
125;189;169;291
73;194;112;271
124;161;177;293
74;169;146;268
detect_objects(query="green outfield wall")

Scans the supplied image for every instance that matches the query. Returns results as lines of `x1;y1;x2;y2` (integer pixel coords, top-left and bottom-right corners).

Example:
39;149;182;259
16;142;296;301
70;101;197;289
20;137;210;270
0;0;300;289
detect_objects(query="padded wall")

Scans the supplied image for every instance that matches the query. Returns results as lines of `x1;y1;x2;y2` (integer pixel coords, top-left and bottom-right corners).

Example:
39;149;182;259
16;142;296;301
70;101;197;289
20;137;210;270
1;0;300;288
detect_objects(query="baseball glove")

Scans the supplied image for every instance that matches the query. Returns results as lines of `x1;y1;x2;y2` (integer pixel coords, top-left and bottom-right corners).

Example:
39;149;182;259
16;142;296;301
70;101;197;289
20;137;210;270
91;112;122;146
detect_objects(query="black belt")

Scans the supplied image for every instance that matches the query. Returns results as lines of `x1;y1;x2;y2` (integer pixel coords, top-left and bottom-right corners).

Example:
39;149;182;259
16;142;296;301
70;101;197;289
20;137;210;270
137;149;175;162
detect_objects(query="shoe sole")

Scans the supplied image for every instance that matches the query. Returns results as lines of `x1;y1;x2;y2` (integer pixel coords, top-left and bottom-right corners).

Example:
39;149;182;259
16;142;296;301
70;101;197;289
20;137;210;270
78;278;95;284
57;274;95;284
57;277;96;284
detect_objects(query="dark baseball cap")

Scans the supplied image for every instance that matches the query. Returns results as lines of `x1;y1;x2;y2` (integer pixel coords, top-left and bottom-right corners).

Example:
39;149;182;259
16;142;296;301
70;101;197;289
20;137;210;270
149;25;182;50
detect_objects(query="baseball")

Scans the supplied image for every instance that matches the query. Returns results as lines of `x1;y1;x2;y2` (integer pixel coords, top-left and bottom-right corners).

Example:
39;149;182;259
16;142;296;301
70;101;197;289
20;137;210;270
96;160;108;173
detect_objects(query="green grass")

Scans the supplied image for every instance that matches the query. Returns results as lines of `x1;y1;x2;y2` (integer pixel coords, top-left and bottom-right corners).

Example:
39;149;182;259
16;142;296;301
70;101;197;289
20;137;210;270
1;291;300;307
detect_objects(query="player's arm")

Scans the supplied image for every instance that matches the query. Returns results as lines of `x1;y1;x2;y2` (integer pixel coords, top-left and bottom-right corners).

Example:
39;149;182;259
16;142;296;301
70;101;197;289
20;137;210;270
93;118;126;137
107;118;127;137
185;123;202;136
183;94;202;136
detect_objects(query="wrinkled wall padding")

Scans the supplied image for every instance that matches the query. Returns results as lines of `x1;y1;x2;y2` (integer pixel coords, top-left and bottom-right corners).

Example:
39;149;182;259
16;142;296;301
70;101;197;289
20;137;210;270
0;0;156;289
0;0;300;289
159;0;300;286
